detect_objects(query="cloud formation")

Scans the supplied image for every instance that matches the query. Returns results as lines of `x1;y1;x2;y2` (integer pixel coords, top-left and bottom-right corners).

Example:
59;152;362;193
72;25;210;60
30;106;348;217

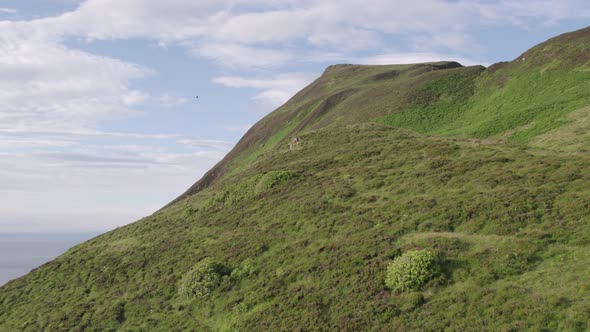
0;30;148;131
157;94;188;108
214;73;318;107
0;128;232;232
2;0;589;123
0;8;17;14
5;1;589;73
361;52;485;67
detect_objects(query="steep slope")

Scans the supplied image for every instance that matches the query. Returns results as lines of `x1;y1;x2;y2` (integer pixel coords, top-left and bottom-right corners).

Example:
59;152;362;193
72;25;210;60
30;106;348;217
179;26;590;204
1;27;590;331
174;61;482;203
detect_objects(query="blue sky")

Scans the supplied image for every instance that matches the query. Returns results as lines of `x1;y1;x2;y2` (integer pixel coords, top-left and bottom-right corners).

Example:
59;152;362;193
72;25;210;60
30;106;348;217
0;0;589;232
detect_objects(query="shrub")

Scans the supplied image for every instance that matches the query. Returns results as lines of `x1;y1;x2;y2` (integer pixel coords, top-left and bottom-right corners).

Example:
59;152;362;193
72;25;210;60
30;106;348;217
179;258;229;299
385;250;439;292
232;302;248;313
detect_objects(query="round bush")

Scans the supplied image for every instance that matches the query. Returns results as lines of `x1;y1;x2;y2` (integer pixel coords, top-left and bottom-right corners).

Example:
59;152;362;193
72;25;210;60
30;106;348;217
385;250;439;292
179;258;227;299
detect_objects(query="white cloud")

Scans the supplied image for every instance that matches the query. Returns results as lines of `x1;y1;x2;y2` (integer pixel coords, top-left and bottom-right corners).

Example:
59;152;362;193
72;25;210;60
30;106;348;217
0;129;232;232
176;138;234;150
213;73;316;89
123;90;149;106
0;33;149;131
2;0;589;72
361;51;486;67
224;124;253;134
158;94;188;108
196;42;292;69
252;90;295;107
473;0;590;27
214;73;318;107
0;128;179;140
0;8;17;14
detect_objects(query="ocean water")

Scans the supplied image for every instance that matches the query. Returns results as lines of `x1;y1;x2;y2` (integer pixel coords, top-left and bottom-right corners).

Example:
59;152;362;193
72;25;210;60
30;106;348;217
0;233;98;287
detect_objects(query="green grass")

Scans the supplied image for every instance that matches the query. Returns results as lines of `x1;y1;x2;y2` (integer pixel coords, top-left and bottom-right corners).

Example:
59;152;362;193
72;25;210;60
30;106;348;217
378;63;590;145
228;101;321;176
1;123;589;331
531;106;590;152
2;26;590;332
378;27;590;145
376;66;484;132
450;68;590;143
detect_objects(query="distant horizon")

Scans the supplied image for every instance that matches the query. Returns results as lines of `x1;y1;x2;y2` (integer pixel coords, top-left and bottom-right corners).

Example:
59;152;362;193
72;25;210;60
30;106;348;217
0;231;101;236
0;232;98;286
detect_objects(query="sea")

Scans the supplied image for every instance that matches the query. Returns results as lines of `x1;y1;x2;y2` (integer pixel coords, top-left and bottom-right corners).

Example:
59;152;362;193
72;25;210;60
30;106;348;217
0;232;98;287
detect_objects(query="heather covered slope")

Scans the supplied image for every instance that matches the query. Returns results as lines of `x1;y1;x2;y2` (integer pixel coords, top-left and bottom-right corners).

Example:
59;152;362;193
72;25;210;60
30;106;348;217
1;27;590;331
1;124;589;331
175;61;483;202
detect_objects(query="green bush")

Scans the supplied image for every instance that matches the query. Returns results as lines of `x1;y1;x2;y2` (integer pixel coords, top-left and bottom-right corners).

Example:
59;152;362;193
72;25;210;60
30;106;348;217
232;302;248;313
179;258;229;299
385;250;439;292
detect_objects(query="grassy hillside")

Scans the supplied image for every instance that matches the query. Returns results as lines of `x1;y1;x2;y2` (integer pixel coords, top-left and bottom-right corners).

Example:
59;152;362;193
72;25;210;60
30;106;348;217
178;28;590;203
1;124;589;331
379;26;590;145
174;61;482;203
1;27;590;331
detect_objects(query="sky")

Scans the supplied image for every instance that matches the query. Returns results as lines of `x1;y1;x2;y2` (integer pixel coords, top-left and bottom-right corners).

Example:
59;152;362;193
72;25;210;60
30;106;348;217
0;0;589;233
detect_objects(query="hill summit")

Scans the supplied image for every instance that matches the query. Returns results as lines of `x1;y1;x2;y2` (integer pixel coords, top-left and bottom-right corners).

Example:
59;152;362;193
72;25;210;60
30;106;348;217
1;26;590;331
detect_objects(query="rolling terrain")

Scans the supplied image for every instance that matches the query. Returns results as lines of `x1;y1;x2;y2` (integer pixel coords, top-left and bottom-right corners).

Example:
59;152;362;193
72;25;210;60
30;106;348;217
1;27;590;331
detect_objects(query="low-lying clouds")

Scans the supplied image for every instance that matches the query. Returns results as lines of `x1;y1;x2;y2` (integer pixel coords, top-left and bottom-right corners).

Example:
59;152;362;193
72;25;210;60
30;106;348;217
196;42;293;69
0;130;232;232
361;52;485;67
214;73;318;107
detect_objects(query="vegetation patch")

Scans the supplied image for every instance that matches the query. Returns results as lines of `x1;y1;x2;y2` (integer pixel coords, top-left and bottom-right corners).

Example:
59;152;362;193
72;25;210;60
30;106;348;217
378;53;590;145
377;66;484;132
230;258;258;280
385;250;439;292
179;258;230;299
255;170;298;194
1;123;589;331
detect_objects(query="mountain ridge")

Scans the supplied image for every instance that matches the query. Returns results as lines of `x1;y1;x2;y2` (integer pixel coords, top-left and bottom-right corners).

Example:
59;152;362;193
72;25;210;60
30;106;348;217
174;27;590;204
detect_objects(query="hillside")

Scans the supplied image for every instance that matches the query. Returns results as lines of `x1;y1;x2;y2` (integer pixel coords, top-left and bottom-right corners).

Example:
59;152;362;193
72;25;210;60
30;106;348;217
177;28;590;203
1;27;590;331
